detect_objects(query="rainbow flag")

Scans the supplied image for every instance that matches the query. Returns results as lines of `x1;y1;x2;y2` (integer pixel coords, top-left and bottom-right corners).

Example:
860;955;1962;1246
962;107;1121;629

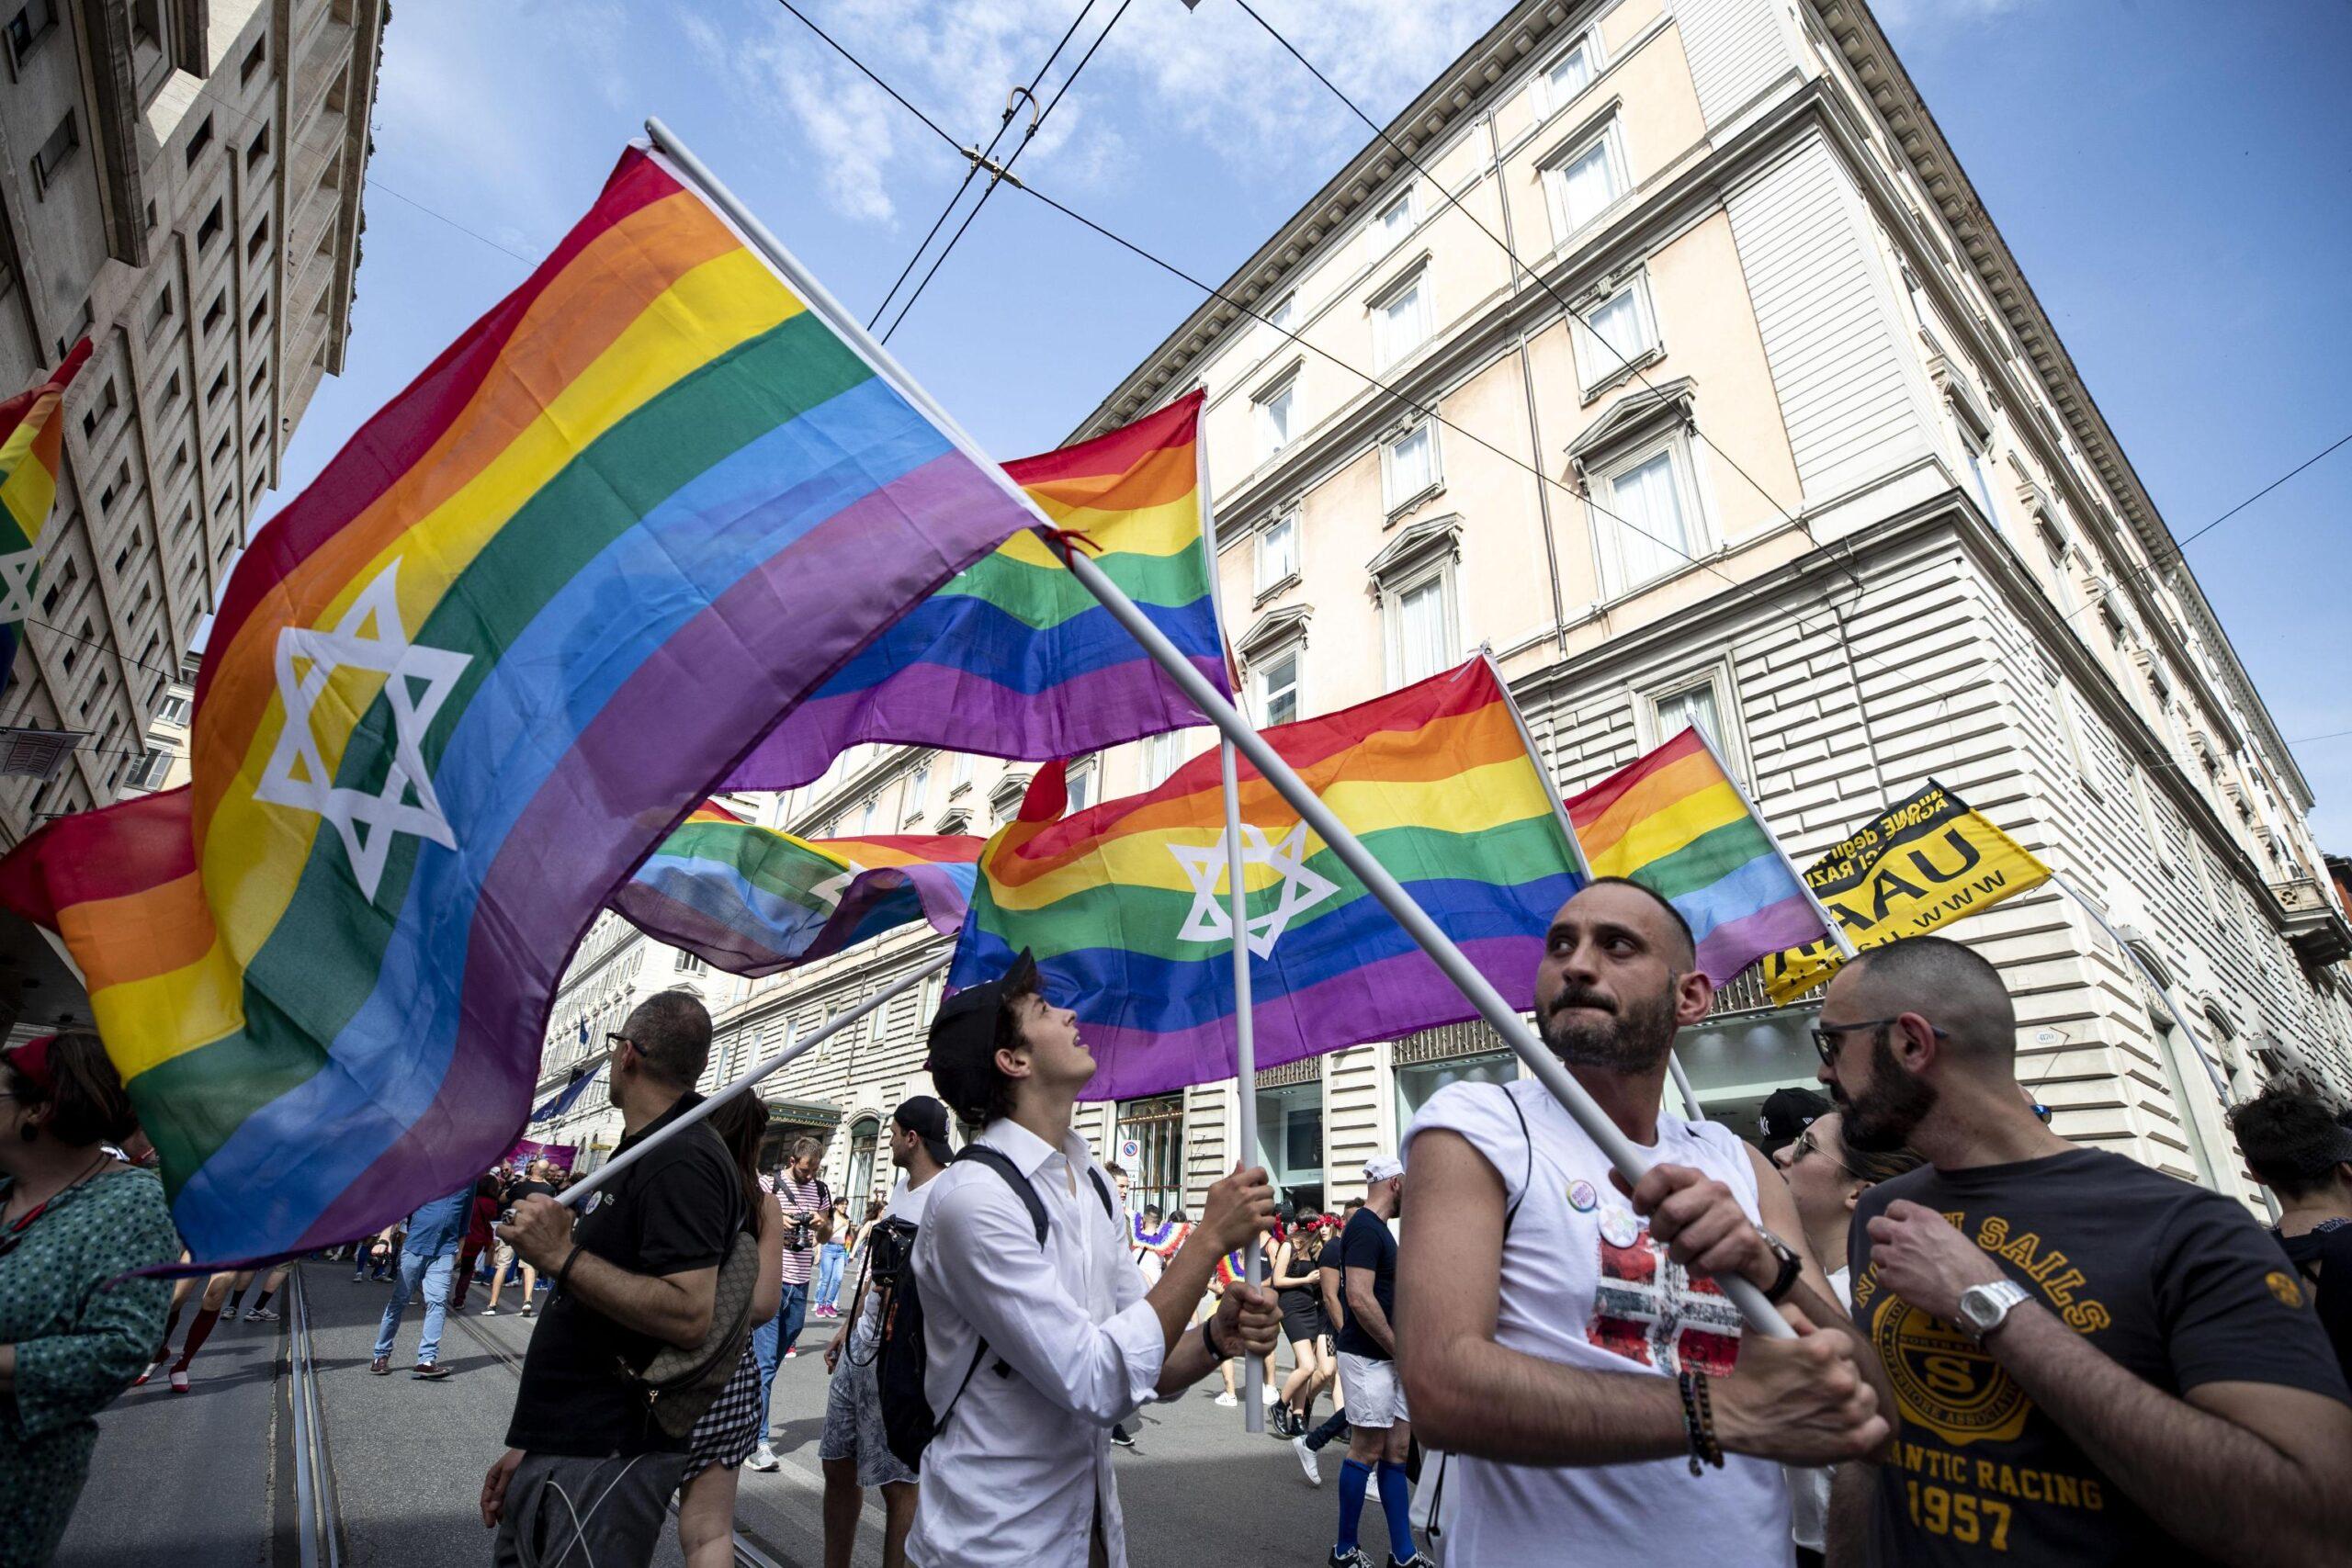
0;338;93;688
1564;727;1827;987
0;142;1043;1265
722;390;1226;789
953;658;1584;1100
611;799;981;976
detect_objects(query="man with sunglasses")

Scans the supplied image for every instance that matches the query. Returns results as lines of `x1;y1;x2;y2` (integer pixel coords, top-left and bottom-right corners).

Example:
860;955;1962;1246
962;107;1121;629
1817;935;2352;1567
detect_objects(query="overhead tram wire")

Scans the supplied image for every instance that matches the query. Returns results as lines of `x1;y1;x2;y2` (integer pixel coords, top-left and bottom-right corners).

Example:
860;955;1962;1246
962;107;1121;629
864;0;1103;333
874;0;1139;344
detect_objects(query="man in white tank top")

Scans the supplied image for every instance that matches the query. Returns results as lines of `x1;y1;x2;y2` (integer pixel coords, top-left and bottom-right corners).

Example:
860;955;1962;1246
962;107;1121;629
1396;879;1893;1567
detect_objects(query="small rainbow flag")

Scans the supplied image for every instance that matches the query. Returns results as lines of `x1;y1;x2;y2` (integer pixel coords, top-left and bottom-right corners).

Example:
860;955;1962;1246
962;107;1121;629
0;338;93;687
0;142;1041;1265
952;658;1584;1100
1564;727;1827;986
722;390;1225;790
612;799;981;976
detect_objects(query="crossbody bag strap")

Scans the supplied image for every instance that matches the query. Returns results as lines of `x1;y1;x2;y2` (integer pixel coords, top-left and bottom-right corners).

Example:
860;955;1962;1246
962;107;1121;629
1501;1083;1532;1237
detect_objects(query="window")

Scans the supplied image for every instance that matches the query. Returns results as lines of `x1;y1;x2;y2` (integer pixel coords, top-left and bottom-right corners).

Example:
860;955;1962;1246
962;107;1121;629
990;777;1028;825
952;750;974;790
40;558;75;615
844;1116;879;1206
248;294;270;335
1254;648;1301;728
1544;123;1626;241
157;693;191;726
160;369;182;412
185;117;214;168
144;286;175;344
1573;274;1659;393
247;217;269;263
906;761;930;816
2047;679;2099;794
1390;572;1453;685
936;808;971;836
241;36;266;83
675;952;707;976
1592;438;1702;596
1115;1095;1185;1220
1961;433;2000;530
1374;188;1415;253
1372;272;1431;369
1643;670;1746;780
1254;375;1295;461
1656;681;1724;751
247;124;271;169
129;748;175;791
80;377;119;440
1256;513;1298;593
1066;758;1096;814
1540;36;1597;112
203;292;227;338
1254;1079;1326;1213
1138;728;1200;792
6;1;60;63
30;111;77;198
207;365;230;404
1396;1047;1515;1138
1265;292;1295;335
1382;421;1441;512
857;796;878;833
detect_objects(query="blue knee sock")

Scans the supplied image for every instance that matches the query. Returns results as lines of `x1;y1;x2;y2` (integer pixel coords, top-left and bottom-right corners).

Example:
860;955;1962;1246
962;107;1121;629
1336;1458;1374;1555
1376;1461;1415;1560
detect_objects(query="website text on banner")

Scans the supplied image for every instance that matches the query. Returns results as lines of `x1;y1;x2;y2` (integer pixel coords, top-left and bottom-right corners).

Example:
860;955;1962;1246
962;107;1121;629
950;655;1587;1102
611;799;980;976
1762;780;2051;1006
0;141;1039;1269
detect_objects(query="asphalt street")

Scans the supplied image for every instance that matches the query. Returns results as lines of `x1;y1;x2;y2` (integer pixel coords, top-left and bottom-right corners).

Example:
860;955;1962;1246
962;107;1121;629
60;1261;1409;1567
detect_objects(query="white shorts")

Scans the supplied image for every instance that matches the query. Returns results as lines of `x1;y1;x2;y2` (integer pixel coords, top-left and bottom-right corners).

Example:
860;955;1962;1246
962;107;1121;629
1335;1351;1408;1428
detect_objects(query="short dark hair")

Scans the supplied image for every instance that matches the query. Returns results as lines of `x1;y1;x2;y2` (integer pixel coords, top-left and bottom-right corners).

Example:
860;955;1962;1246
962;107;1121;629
4;1032;138;1146
1105;1161;1127;1178
624;990;712;1089
706;1091;771;1210
967;966;1042;1130
1846;936;2016;1063
1580;876;1698;969
2231;1085;2352;1200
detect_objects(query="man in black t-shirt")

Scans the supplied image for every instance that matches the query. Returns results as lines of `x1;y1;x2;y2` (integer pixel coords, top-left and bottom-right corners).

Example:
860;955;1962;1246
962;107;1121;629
2229;1085;2352;1378
1315;1156;1427;1568
1815;936;2352;1567
480;992;744;1568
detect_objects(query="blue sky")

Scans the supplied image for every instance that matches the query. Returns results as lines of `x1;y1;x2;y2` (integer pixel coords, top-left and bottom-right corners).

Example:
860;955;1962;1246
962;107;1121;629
265;0;2352;845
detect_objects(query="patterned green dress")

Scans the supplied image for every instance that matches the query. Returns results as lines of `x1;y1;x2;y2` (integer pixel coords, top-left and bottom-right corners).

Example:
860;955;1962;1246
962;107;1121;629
0;1166;181;1567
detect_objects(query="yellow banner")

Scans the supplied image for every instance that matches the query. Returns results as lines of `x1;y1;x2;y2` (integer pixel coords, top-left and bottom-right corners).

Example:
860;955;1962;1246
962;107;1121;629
1762;780;2049;1006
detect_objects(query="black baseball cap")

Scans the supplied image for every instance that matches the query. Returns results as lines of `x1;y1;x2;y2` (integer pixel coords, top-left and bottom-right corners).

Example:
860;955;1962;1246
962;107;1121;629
924;949;1038;1122
892;1094;954;1163
1758;1086;1834;1155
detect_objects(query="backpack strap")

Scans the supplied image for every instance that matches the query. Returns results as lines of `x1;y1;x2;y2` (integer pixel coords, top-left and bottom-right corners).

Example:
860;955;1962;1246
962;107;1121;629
1500;1083;1532;1238
951;1145;1049;1247
1086;1166;1114;1222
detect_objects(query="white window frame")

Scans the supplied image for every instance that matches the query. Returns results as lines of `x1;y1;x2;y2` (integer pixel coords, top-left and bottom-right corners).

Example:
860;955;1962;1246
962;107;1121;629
2047;678;2102;798
1537;30;1602;117
1265;291;1296;335
1256;511;1300;596
1636;663;1749;784
2128;765;2175;879
1369;265;1433;371
905;760;931;822
1252;643;1305;729
1587;427;1711;600
1065;757;1097;814
1541;117;1629;247
1380;559;1459;689
1373;186;1417;254
1254;373;1297;463
1571;271;1661;397
1138;728;1201;792
1380;420;1443;515
951;750;974;791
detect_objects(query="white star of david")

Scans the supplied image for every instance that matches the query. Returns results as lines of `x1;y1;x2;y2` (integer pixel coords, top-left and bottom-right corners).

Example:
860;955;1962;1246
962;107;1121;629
807;858;867;913
1170;821;1340;960
0;549;40;623
251;560;471;904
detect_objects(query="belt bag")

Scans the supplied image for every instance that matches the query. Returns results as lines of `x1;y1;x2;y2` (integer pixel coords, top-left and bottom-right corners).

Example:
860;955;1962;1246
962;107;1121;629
625;1131;763;1438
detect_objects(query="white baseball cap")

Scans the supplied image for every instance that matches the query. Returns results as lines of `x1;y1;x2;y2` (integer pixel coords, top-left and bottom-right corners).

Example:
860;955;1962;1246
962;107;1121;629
1363;1155;1404;1183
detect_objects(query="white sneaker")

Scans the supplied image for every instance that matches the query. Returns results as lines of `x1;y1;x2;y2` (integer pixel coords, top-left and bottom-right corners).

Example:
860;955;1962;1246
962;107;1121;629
1214;1391;1238;1408
747;1443;780;1472
1261;1382;1279;1405
1293;1435;1321;1486
481;1305;499;1315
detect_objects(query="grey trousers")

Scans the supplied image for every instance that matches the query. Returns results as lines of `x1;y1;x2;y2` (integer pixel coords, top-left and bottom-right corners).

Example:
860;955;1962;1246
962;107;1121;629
492;1450;688;1568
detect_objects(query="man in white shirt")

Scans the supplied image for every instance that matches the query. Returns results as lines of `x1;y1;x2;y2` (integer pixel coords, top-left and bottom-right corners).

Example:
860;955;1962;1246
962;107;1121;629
1396;878;1894;1568
909;950;1283;1568
820;1094;953;1568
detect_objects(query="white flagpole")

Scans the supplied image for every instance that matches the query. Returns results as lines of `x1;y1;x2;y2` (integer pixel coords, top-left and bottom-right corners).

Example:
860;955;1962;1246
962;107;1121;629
639;118;1791;1341
1496;660;1703;1120
556;953;949;1210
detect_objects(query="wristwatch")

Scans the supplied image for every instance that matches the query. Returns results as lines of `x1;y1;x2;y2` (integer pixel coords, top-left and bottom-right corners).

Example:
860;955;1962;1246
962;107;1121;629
1755;1228;1804;1304
1955;1280;2031;1341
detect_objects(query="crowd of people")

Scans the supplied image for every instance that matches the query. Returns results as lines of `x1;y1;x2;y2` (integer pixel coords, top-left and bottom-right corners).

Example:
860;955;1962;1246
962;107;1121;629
7;881;2352;1568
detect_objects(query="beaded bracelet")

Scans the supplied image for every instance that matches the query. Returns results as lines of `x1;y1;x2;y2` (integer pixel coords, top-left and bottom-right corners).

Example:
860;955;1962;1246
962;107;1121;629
1678;1369;1724;1475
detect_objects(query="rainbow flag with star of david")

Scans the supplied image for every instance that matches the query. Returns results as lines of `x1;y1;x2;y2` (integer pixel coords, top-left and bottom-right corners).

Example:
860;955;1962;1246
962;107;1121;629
949;656;1585;1101
0;339;92;692
0;142;1044;1267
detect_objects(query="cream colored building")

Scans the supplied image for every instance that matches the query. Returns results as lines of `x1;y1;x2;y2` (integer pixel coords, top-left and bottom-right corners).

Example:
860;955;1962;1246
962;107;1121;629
535;0;2351;1221
0;0;382;841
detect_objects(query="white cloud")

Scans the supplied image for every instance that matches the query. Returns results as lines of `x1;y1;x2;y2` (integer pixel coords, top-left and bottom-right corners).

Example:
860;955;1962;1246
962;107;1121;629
1871;0;2030;36
696;0;1502;224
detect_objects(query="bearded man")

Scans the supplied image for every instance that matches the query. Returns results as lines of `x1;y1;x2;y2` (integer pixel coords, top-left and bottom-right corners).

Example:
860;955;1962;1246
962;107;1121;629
1395;878;1891;1568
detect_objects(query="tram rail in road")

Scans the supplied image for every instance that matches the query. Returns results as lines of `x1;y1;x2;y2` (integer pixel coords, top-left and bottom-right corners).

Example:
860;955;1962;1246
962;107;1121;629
281;1265;345;1568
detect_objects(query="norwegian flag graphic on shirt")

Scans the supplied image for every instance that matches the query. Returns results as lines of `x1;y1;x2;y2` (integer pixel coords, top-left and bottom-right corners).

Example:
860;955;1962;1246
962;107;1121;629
1588;1233;1745;1373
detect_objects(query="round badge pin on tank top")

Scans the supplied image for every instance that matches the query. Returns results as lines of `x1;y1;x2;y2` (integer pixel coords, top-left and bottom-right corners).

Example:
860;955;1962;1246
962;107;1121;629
1598;1200;1642;1248
1566;1179;1599;1213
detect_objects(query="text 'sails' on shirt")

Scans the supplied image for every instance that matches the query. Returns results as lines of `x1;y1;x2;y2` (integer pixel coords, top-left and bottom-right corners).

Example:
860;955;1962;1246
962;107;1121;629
1849;1148;2349;1566
503;1094;747;1458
